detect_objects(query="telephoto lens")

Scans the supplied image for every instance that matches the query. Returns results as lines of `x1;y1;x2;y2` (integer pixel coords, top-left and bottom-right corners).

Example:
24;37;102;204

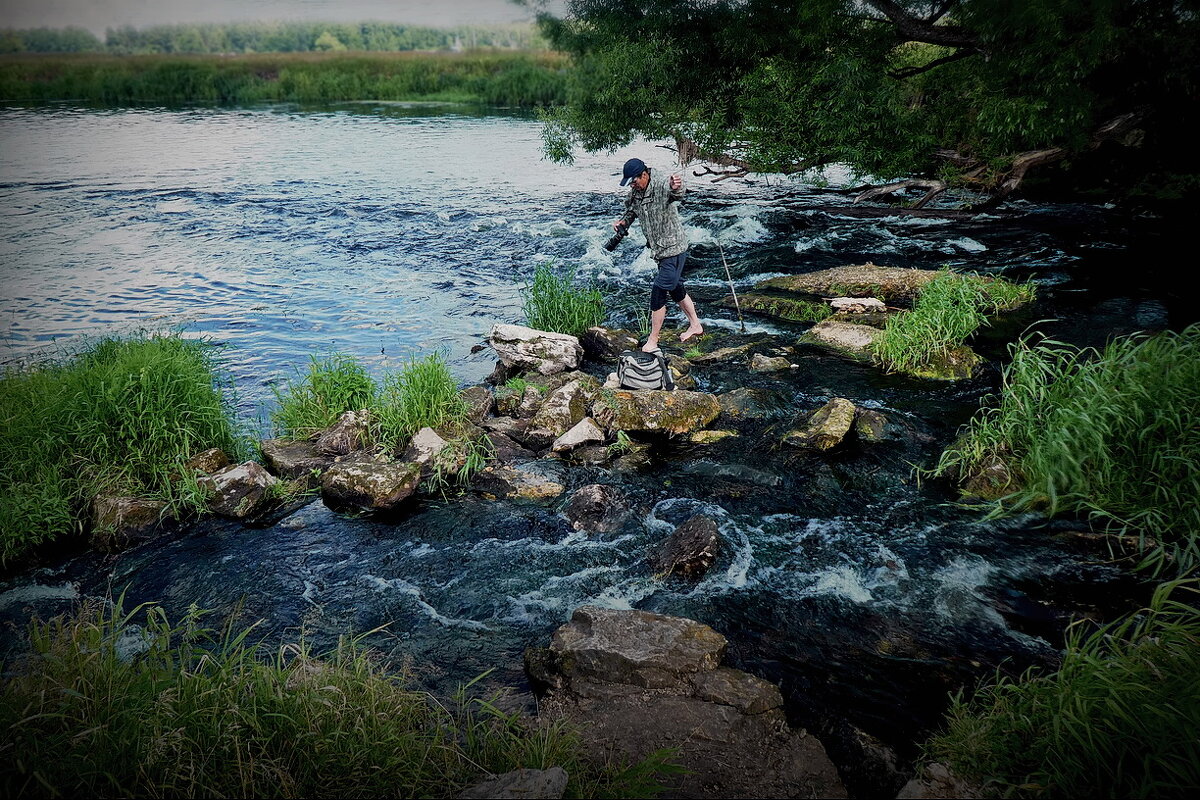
603;222;629;251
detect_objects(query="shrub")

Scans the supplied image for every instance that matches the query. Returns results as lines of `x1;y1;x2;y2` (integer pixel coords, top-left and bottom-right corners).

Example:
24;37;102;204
0;597;675;798
271;352;376;440
931;325;1200;575
0;334;243;564
521;260;605;337
925;579;1200;797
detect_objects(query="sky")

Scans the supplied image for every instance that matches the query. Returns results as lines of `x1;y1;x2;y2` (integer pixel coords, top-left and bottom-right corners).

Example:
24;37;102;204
0;1;556;35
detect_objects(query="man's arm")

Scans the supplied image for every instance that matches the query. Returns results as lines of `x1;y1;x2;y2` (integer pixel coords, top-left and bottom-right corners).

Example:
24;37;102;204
668;173;685;203
614;192;637;230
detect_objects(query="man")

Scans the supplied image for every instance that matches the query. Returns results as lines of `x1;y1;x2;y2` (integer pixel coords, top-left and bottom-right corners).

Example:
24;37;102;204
614;157;703;352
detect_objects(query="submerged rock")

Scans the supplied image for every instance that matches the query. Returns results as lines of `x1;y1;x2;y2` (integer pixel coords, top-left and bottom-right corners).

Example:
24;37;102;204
591;389;720;434
784;398;858;451
457;767;568;800
488;323;583;376
315;409;374;456
320;455;422;512
473;461;566;501
89;495;172;552
650;515;721;578
561;483;630;533
200;461;279;519
260;438;334;479
758;262;936;303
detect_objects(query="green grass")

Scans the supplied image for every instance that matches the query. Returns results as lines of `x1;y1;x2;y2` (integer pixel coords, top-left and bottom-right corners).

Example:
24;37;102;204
0;51;569;106
271;352;376;440
0;334;244;564
925;579;1200;798
931;325;1200;575
0;597;676;798
376;350;472;452
870;270;1035;375
521;260;605;337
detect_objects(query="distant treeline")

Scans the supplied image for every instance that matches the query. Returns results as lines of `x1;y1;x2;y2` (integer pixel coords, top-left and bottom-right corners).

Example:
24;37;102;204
0;21;547;55
0;51;569;107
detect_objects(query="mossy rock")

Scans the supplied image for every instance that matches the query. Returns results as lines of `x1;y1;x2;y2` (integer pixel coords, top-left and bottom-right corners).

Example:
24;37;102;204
898;344;981;381
591;389;721;434
757;262;937;303
720;293;832;323
801;320;881;359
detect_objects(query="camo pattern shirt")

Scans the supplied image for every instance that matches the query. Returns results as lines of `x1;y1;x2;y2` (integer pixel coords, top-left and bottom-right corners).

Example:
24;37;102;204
619;169;687;260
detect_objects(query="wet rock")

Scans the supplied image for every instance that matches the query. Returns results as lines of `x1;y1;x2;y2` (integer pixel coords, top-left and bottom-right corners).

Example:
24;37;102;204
854;408;890;443
569;445;613;466
529;379;593;441
320;455;422;512
486;431;537;463
259;438;334;480
473;461;565;501
89;495;172;552
896;762;984;799
901;344;980;381
561;484;629;533
650;515;721;578
721;293;832;323
403;427;450;468
830;296;887;313
550;606;727;688
784;398;857;451
689;429;737;445
804;319;882;356
489;323;583;376
591;389;720;435
682;461;781;487
579;326;640;363
688;340;759;364
751;353;792;372
551;417;605;453
200;461;279;519
315;409;373;456
688;666;783;715
758;262;937;303
611;442;652;472
183;447;230;476
460;385;495;424
717;387;781;421
457;767;568;800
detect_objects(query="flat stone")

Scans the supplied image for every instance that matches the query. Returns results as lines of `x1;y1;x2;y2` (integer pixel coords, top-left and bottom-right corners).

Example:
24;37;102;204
551;416;605;453
489;323;583;376
473;462;565;501
784;397;858;451
688;666;784;715
830;296;887;313
805;319;882;355
457;767;568;799
758;262;937;303
320;456;422;512
591;390;720;435
751;353;792;372
260;438;334;479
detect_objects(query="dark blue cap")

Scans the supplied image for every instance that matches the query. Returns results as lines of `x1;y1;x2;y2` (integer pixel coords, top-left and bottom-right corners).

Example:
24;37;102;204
620;158;647;186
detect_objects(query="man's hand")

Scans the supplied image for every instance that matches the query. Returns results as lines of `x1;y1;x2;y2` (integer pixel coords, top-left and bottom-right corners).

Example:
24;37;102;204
612;218;627;231
669;174;683;191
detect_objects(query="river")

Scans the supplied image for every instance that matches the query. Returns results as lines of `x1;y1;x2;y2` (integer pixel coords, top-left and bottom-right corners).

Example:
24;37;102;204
0;103;1188;793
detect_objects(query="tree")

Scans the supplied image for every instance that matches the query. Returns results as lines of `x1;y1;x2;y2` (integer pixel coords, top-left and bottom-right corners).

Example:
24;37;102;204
533;0;1200;207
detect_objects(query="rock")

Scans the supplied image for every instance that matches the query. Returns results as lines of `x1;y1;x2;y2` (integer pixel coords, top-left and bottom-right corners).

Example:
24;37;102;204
515;385;545;419
591;390;720;434
320;455;422;512
489;323;583;376
550;606;727;689
650;515;721;578
486;431;538;463
784;398;857;451
689;429;737;445
473;461;566;501
315;409;373;456
601;372;620;389
89;495;171;552
570;445;613;465
896;762;985;799
757;262;937;303
485;359;512;386
804;319;882;355
682;461;781;487
183;448;230;476
961;452;1020;500
611;442;652;471
717;388;782;421
460;386;495;424
830;296;887;313
529;380;593;441
259;438;334;479
751;353;792;372
480;415;529;439
579;326;640;363
854;407;890;443
561;484;629;533
200;461;279;519
688;340;759;364
721;293;832;323
688;666;783;715
403;427;450;468
551;417;605;453
457;767;568;800
901;344;980;381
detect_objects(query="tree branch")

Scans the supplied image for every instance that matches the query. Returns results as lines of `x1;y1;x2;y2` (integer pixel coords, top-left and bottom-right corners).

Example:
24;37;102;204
854;178;949;208
888;47;976;79
863;0;978;49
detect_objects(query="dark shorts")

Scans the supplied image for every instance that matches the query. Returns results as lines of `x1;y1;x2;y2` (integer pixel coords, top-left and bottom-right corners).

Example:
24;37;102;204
652;251;687;290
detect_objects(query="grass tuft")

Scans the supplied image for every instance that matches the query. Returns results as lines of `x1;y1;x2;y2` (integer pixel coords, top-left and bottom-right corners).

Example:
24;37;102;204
271;352;376;440
521;260;605;338
376;350;471;452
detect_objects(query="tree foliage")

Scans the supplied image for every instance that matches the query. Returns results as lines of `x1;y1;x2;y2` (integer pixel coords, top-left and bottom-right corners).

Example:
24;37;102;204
534;0;1200;203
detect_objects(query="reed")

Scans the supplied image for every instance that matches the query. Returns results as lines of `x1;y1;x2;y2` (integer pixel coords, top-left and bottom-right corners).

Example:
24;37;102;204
0;334;244;564
0;51;569;106
931;325;1200;574
271;352;376;440
375;350;471;451
925;579;1200;797
521;260;605;337
0;597;674;798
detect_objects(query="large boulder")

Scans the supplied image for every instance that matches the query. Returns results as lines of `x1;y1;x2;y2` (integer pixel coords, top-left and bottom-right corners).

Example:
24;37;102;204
650;515;721;578
260;438;334;479
579;326;640;363
529;379;593;441
473;461;566;501
757;262;937;303
784;398;858;451
489;323;583;376
200;461;279;519
591;390;720;434
89;495;171;552
320;455;422;512
804;319;882;356
315;409;374;456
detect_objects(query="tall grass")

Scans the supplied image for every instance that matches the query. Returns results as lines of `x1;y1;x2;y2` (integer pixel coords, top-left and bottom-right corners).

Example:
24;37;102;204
0;51;569;106
521;260;605;337
925;579;1200;797
0;597;674;798
932;325;1200;574
0;334;243;564
871;270;1035;374
376;350;471;451
271;353;376;440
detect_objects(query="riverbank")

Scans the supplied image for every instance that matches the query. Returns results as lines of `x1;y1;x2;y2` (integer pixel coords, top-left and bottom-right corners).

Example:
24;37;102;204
0;51;569;106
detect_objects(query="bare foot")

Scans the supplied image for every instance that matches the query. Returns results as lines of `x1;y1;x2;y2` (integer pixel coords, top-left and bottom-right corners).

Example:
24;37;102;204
680;326;704;342
641;339;660;353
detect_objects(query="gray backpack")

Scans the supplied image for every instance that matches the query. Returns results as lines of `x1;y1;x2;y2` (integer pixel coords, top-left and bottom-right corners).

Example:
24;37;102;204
617;349;674;391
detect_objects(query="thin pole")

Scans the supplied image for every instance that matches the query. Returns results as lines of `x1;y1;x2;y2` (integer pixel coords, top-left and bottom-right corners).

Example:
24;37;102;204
715;235;746;333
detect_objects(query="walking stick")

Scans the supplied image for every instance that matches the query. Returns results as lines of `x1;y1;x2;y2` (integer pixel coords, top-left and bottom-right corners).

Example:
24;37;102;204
715;235;746;333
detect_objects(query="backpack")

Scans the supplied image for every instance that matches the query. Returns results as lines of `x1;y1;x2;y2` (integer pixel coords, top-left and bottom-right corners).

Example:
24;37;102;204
617;349;674;391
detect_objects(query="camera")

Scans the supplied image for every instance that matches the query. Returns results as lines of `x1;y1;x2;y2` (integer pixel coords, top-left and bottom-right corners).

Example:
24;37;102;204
603;221;630;251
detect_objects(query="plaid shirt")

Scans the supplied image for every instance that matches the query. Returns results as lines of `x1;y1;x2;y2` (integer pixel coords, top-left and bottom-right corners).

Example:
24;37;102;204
619;169;687;260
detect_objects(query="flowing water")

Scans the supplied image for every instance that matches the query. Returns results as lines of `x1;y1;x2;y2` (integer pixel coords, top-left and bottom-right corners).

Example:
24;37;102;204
0;103;1189;792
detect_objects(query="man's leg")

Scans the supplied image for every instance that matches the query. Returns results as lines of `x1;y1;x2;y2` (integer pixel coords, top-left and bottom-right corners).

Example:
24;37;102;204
642;305;667;352
678;293;704;341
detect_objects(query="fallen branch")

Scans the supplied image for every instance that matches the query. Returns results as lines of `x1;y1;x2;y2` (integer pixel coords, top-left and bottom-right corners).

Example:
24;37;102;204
854;178;950;209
